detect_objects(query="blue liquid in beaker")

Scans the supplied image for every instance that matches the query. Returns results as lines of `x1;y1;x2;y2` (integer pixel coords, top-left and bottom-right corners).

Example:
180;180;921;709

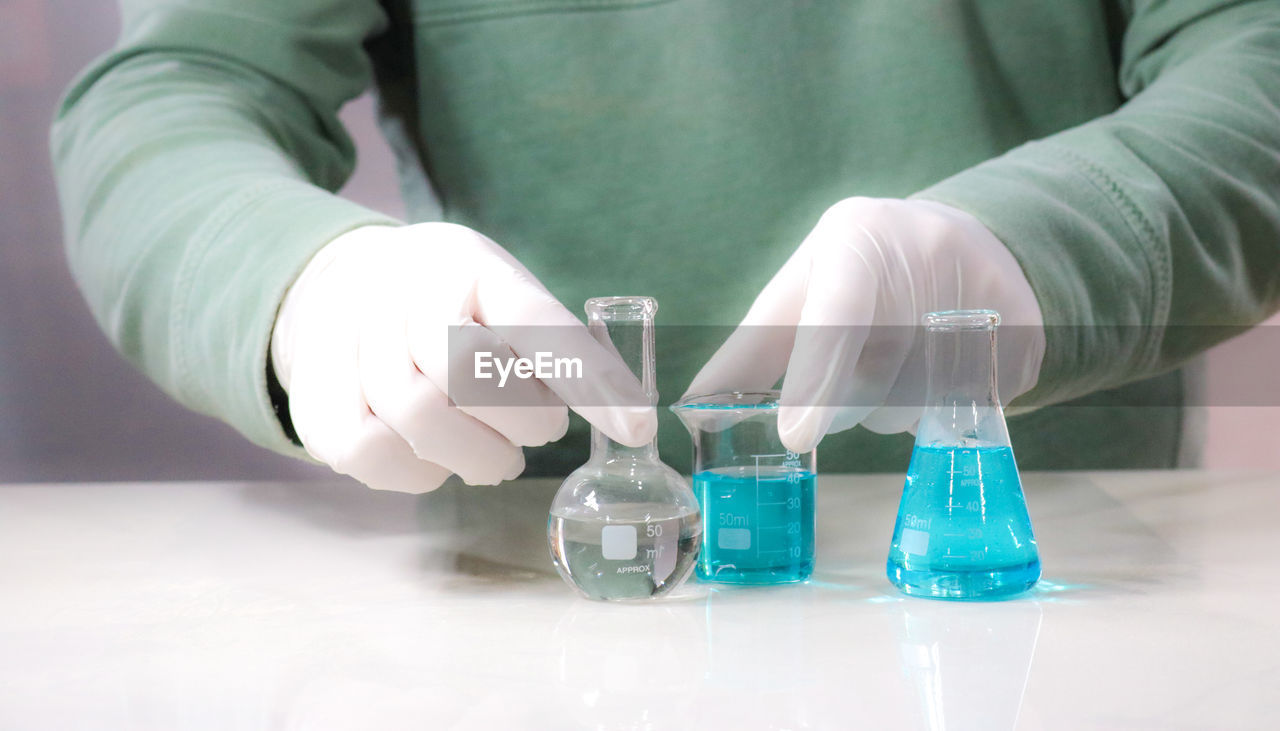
694;467;815;584
887;445;1039;600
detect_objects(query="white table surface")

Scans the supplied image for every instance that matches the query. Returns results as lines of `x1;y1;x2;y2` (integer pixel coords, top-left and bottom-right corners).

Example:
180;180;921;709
1;471;1277;730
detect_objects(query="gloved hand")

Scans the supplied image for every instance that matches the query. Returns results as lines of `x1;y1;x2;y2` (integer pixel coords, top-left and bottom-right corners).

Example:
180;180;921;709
686;197;1045;453
271;222;656;493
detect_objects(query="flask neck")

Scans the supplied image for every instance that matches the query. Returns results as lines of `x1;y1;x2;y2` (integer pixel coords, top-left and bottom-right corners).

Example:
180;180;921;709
924;327;1000;411
585;297;660;462
918;311;1009;447
590;429;659;461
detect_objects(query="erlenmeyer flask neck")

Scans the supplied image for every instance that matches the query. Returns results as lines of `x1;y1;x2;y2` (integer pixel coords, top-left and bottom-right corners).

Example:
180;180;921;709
924;310;1000;409
918;310;1009;447
586;296;659;462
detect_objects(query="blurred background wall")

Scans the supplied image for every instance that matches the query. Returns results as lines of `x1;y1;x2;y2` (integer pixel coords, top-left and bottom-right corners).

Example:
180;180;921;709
1;1;1277;482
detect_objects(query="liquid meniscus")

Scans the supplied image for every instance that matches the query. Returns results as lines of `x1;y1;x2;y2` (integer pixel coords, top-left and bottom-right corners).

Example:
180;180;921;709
887;445;1039;600
694;467;815;584
548;503;701;601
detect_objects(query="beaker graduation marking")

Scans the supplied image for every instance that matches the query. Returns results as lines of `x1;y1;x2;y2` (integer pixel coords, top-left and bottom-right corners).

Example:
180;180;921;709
673;392;816;585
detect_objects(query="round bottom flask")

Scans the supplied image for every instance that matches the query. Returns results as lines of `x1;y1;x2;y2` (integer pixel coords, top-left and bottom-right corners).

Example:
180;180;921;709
547;297;701;600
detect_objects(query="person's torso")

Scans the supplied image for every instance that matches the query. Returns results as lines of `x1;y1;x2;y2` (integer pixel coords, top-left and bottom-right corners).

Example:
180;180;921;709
367;0;1188;473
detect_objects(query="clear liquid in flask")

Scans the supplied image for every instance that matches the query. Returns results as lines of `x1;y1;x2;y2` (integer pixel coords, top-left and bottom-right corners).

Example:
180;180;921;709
549;503;701;600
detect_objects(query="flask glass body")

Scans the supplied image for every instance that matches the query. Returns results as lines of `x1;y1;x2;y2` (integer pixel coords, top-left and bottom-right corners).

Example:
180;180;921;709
887;310;1040;600
548;297;701;600
672;391;816;585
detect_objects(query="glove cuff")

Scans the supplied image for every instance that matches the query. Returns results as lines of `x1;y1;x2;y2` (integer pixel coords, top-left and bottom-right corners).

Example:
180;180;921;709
269;224;399;393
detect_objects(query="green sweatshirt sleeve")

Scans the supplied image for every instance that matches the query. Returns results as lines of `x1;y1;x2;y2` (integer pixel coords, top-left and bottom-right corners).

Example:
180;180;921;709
51;2;400;456
916;0;1280;408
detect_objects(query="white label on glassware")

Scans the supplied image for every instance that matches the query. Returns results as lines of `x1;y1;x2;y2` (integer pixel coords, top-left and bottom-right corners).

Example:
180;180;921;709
900;528;930;556
601;525;638;560
718;527;752;551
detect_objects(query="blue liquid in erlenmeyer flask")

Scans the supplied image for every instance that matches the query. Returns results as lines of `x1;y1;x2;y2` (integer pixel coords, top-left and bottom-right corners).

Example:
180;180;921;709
887;444;1039;600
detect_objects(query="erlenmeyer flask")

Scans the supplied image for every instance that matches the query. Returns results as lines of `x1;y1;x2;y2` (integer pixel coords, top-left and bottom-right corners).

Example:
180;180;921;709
887;310;1040;600
547;296;701;600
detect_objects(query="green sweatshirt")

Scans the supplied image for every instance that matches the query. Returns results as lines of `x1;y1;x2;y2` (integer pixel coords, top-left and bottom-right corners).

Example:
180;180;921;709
52;1;1280;475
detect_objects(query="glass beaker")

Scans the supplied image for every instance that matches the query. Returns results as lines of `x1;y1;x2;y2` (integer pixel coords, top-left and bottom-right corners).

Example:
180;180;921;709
887;310;1040;600
671;392;816;584
547;296;701;601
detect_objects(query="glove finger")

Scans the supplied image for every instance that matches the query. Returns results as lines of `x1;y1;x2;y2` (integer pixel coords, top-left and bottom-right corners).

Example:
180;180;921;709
859;406;924;435
860;336;927;435
777;236;880;453
360;313;526;486
334;418;455;494
470;256;656;447
817;318;919;436
409;318;570;447
287;307;453;493
684;250;810;398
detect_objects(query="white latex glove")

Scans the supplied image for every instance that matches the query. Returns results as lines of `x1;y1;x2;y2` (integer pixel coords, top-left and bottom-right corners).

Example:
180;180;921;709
271;222;657;493
686;197;1045;453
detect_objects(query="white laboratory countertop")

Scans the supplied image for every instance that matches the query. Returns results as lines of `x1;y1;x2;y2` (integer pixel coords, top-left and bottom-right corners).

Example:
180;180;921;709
1;471;1277;730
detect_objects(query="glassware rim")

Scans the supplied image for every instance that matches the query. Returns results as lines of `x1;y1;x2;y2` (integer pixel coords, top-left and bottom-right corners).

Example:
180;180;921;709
669;390;781;412
922;309;1000;331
